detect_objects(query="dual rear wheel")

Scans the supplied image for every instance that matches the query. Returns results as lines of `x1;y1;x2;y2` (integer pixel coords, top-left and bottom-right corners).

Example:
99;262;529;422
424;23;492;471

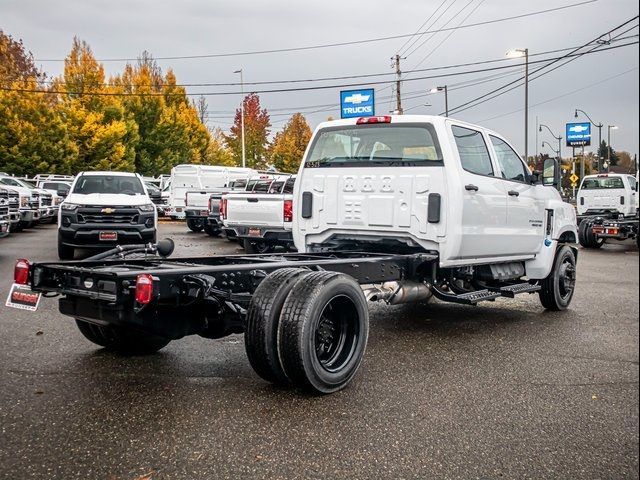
244;269;369;394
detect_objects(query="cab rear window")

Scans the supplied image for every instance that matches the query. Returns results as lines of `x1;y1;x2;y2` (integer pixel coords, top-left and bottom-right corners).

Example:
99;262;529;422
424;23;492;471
305;124;443;167
581;177;625;189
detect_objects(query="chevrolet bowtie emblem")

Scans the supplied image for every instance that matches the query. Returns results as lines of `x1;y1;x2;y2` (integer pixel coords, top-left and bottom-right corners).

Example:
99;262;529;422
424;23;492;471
101;208;116;214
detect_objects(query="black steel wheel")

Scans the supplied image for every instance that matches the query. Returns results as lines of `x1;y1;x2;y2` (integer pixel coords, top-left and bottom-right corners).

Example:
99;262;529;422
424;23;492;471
186;218;204;232
244;268;312;385
243;238;275;254
75;319;170;354
539;246;577;311
578;220;604;249
278;271;369;394
203;223;221;237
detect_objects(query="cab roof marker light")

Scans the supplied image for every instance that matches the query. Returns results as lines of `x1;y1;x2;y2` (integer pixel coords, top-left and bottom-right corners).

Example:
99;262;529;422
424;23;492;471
356;116;392;125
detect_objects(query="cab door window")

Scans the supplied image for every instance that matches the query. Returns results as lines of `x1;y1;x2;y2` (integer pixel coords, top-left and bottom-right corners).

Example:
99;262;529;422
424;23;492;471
451;125;494;176
490;136;530;183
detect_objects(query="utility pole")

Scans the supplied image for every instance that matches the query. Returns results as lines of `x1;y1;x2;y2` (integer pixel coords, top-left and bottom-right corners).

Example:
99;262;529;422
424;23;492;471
234;69;246;168
393;54;403;115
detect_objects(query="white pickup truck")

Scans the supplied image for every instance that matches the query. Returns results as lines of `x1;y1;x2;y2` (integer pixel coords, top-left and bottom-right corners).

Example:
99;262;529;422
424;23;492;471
22;115;579;395
220;175;296;253
576;173;638;248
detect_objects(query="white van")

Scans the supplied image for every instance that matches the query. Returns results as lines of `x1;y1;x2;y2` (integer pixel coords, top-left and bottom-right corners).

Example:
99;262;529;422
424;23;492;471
166;164;255;219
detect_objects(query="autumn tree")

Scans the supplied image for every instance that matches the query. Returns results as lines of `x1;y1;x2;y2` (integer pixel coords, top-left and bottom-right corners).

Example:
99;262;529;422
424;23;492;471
55;37;138;172
225;93;271;169
205;128;236;166
0;30;76;175
269;113;312;173
112;56;209;175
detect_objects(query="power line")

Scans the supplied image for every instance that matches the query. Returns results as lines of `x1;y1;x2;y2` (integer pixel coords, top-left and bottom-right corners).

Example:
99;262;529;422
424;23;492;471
405;0;477;59
409;0;488;70
34;0;600;62
6;40;634;99
445;17;638;115
478;66;639;122
402;0;462;58
396;0;450;56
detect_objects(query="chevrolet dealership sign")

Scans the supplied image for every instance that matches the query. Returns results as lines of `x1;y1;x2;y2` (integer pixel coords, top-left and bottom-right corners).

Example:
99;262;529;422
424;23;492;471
340;89;375;119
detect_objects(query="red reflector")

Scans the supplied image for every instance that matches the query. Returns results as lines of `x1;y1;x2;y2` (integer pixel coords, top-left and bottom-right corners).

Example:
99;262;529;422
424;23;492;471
356;116;392;125
14;259;30;285
219;198;227;220
135;274;154;304
283;199;293;222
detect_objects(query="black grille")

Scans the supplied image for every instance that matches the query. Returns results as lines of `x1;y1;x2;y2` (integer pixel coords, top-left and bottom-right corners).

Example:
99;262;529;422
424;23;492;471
76;206;139;224
7;191;19;213
0;206;8;216
29;192;39;209
40;194;52;207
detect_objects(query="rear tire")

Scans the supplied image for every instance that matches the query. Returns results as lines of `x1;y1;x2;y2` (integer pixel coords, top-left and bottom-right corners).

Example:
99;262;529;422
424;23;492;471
243;238;275;254
204;223;220;237
278;271;369;394
186;218;204;232
244;268;312;385
75;319;170;354
578;220;604;249
539;246;577;311
58;235;74;260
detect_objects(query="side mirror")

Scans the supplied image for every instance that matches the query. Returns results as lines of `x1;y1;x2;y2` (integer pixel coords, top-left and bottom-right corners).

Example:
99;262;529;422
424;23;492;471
57;188;70;197
148;190;161;199
542;158;560;189
530;170;542;184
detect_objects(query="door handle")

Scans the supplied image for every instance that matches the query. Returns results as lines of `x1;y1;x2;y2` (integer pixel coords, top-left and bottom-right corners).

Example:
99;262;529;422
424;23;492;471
465;184;479;191
508;190;520;197
247;197;259;203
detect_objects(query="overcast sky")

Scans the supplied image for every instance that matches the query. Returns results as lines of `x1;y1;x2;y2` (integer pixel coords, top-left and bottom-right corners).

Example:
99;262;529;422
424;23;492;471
2;0;639;158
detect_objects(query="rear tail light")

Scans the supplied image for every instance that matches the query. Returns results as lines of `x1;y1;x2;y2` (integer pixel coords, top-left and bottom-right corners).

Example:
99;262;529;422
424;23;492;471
14;259;30;285
219;198;227;220
283;199;293;222
135;274;154;304
356;116;392;125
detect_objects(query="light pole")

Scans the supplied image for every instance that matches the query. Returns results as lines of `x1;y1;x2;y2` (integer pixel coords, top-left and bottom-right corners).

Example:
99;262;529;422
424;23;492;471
507;48;529;162
574;108;603;172
541;141;560;158
606;125;619;171
430;86;448;117
234;69;246;168
539;124;562;160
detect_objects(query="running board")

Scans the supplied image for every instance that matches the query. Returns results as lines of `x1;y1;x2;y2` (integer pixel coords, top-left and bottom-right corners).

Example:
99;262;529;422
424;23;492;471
488;283;541;298
431;282;540;305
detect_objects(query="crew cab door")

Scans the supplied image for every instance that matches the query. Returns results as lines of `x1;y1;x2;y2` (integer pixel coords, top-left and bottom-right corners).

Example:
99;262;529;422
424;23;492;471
450;124;509;260
488;135;544;255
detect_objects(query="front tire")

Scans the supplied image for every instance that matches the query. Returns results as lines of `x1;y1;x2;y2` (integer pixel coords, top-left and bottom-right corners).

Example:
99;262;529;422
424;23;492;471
244;268;312;385
539;246;577;311
278;271;369;394
58;235;74;260
75;319;170;354
186;218;204;232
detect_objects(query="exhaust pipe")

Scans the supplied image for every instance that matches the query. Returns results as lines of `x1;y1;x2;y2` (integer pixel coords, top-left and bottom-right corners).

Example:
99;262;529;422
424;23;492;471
362;281;432;305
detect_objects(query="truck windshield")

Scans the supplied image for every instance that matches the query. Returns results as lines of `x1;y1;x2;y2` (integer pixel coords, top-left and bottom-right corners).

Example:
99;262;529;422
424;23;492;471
581;177;625;189
73;175;145;195
305;124;443;167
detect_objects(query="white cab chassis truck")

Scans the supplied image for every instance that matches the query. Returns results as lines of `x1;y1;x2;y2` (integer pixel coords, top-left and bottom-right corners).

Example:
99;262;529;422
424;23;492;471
575;173;639;249
18;115;578;395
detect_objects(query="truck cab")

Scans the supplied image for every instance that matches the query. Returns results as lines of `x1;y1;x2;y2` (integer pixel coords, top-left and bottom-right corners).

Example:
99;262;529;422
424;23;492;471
57;172;157;259
294;115;576;279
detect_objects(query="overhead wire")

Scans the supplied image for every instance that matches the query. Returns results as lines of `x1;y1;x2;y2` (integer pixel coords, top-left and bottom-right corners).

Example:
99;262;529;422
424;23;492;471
33;0;600;62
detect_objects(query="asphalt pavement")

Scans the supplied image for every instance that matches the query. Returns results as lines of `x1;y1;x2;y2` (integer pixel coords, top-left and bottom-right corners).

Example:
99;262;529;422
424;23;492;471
0;222;638;480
